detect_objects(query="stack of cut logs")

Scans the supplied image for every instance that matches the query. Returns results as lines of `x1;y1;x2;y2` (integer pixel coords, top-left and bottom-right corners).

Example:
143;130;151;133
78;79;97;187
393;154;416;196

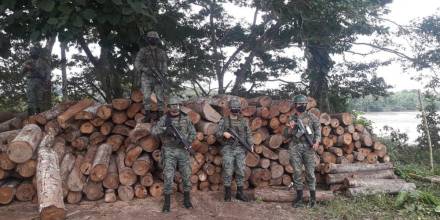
0;92;401;218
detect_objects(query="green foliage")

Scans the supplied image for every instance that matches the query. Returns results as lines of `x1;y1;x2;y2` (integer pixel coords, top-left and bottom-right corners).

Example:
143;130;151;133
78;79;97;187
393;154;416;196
351;110;373;127
416;92;440;149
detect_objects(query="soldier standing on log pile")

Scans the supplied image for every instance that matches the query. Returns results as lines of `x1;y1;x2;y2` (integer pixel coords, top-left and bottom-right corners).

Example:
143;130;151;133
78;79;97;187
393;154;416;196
134;31;169;122
283;94;321;208
151;96;196;213
21;47;52;115
216;97;254;202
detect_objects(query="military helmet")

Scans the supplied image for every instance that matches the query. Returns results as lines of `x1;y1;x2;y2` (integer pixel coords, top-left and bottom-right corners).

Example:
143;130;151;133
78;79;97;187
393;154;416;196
146;31;160;39
229;98;241;110
168;96;182;105
293;94;308;104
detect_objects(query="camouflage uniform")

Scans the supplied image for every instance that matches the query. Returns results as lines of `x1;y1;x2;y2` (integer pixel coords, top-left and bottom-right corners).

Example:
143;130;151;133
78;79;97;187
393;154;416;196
22;52;51;115
216;115;253;188
283;111;321;191
134;32;168;111
151;113;196;195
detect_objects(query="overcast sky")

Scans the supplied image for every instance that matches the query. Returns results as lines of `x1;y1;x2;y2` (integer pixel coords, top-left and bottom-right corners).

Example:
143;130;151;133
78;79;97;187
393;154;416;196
53;0;440;93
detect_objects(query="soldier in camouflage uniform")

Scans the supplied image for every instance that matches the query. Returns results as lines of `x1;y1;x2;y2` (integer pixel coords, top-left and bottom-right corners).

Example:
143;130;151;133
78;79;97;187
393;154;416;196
216;98;253;202
283;94;321;208
21;47;52;115
134;31;168;121
151;96;196;213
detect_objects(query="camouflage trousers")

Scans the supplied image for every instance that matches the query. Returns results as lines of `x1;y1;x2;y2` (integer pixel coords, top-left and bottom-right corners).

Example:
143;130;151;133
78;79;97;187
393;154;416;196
289;143;316;191
27;79;51;115
221;145;246;187
162;146;191;194
140;73;165;111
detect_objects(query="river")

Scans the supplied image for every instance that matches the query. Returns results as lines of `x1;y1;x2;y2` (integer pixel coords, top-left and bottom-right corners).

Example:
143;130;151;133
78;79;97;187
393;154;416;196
362;111;421;144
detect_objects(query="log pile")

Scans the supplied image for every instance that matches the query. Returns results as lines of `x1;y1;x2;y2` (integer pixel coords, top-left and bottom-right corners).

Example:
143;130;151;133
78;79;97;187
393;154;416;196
0;93;405;207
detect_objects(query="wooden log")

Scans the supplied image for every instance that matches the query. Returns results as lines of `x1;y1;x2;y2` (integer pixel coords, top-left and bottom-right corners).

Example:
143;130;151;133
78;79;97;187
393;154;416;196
257;107;271;119
67;155;85;192
36;146;65;220
334;126;344;135
245;152;260;168
33;102;75;125
346;182;416;197
100;122;114;136
279;113;290;124
277;100;291;114
204;163;216;176
0;117;23;133
80;145;98;175
265;134;283;150
139;135;159;153
0;178;19;204
322;126;331;137
125;145;143;167
112;98;131;111
103;155;119;190
253;127;270;145
83;181;104;201
308;108;321;118
205;134;216;145
152;149;161;163
282;174;292;186
284;164;294;174
60;153;76;183
71;136;89;151
0;152;16;170
131;89;144;103
319;113;331;125
16;181;36;202
336;133;352;146
195;120;218;135
74;103;100;120
116;149;137;186
358;148;372;158
373;142;386;151
16;159;37;178
336;156;349;164
7;124;42;163
343;142;355;154
249;168;271;187
270;162;284;179
321;152;337;164
345;124;355;134
328;147;343;157
112;125;131;136
324;162;394;174
90;117;105;127
111;110;128;125
180;106;201;124
360;130;373;147
269;117;280;130
104;189;117;203
250;117;263;131
354;141;362;149
79;121;95;134
366;152;378;164
134;184;149;199
90;143;112;182
344;177;406;188
96;105;112;120
331;113;353;126
353;151;365;161
354;124;365;132
106;134;124;152
269;105;280;118
186;101;221;123
66;191;82;204
278;149;290;166
261;145;278;160
129;123;152;142
132;153;152;176
57;99;94;128
140;173;154;187
118;185;134;201
254;187;334;202
0;169;10;180
330;118;340;128
270;177;283;186
322;136;334;149
90;131;106;145
127;102;143;119
149;182;163;198
241;106;257;117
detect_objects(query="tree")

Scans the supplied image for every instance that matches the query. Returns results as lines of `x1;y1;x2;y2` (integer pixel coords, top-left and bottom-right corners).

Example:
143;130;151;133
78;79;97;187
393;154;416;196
416;92;440;149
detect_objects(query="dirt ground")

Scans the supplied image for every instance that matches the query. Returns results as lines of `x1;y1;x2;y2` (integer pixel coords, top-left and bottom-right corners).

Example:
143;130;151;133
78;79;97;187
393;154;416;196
0;191;313;220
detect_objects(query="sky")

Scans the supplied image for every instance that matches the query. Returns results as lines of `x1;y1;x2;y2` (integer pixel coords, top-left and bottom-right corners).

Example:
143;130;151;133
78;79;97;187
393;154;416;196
52;0;440;93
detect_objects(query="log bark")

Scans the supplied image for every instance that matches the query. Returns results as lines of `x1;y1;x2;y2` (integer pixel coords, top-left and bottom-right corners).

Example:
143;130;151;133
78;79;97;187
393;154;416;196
0;117;23;133
104;189;117;203
116;149;137;186
118;185;134;201
100;122;114;136
134;184;149;199
0;152;16;170
186;101;221;123
131;89;144;103
140;173;154;187
112;125;131;136
128;123;152;142
324;162;393;174
80;145;98;175
112;98;131;111
83;181;104;201
270;162;284;179
106;134;124;152
16;181;36;202
74;103;100;120
346;181;416;197
132;153;152;176
66;191;82;204
90;143;112;182
36;147;66;220
325;169;396;184
149;182;163;198
57;99;94;128
139;135;159;152
125;145;143;167
71;136;89;151
254;187;334;202
97;105;112;120
319;113;331;125
195;120;218;135
67;155;85;192
8;124;42;163
265;134;283;150
245;152;260;168
80;121;95;134
103;155;119;190
16;159;37;178
0;178;19;204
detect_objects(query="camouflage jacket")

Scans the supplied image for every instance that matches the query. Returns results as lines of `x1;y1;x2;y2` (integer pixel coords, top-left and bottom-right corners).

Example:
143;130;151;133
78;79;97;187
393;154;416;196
151;113;196;148
134;46;167;73
22;58;51;81
283;111;321;146
215;115;253;147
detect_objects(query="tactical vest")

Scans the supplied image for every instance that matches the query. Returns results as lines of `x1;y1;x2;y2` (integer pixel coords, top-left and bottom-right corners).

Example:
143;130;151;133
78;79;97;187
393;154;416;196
224;115;248;147
161;114;190;146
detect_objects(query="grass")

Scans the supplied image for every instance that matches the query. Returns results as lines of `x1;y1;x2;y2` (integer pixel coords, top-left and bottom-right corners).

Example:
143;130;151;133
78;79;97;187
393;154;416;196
303;140;440;220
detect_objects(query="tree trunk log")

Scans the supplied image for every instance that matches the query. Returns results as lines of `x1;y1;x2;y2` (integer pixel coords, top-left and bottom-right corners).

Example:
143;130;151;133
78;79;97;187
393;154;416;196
8;124;42;163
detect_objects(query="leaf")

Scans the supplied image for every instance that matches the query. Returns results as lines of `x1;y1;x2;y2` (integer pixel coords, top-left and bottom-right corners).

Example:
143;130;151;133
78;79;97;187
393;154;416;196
47;17;58;25
58;4;73;15
112;0;123;5
121;7;133;15
435;205;440;213
37;0;55;12
72;16;84;27
75;0;86;5
81;9;96;20
3;0;16;9
395;191;409;208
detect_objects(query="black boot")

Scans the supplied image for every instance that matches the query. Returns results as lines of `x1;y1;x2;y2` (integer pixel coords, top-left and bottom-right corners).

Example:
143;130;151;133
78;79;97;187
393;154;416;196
309;190;316;208
162;194;171;213
183;191;193;209
224;186;231;202
236;186;249;202
292;190;304;208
